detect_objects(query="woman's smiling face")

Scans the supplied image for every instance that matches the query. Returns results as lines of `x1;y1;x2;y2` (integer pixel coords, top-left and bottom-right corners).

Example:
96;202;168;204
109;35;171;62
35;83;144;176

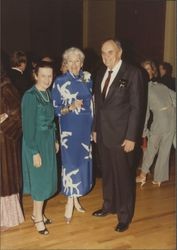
66;54;83;76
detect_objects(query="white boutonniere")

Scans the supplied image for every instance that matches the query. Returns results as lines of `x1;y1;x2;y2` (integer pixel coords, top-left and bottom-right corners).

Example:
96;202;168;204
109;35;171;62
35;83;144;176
81;71;91;83
119;79;128;88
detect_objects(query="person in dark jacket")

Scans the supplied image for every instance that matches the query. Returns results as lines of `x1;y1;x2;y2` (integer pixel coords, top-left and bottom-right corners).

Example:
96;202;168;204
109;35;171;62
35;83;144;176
159;61;176;91
92;39;144;232
8;50;30;98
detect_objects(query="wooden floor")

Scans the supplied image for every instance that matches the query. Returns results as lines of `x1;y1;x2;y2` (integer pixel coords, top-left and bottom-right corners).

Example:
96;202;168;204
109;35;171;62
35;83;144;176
1;160;176;249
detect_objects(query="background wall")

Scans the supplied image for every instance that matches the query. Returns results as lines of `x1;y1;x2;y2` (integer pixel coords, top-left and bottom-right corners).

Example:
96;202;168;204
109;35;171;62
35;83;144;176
83;0;116;51
164;0;176;77
1;0;31;53
1;0;176;75
115;0;166;64
1;0;83;61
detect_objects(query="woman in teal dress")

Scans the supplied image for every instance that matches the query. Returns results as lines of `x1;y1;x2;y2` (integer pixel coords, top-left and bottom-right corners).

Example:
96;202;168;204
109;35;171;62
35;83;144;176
21;61;59;235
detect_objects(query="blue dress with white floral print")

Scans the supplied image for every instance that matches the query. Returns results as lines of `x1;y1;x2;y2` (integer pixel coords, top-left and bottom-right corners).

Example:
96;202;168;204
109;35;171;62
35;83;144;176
52;70;93;197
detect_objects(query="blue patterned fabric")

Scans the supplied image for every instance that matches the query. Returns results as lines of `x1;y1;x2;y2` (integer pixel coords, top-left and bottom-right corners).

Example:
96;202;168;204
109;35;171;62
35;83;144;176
52;70;93;197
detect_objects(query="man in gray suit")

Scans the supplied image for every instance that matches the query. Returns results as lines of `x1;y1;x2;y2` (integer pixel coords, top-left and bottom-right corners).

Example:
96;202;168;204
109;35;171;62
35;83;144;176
92;38;144;232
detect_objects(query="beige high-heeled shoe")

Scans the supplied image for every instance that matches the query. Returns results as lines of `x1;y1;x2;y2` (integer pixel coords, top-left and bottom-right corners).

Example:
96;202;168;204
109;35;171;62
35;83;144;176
136;174;146;187
152;181;161;187
34;220;49;235
74;197;85;213
64;197;74;224
31;214;52;224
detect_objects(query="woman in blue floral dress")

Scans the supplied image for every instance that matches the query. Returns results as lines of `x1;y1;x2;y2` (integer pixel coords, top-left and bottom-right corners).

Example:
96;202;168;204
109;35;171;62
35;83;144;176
52;47;93;223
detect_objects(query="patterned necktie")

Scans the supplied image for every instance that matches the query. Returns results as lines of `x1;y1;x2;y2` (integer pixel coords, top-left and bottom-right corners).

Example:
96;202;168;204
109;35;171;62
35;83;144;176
102;70;113;100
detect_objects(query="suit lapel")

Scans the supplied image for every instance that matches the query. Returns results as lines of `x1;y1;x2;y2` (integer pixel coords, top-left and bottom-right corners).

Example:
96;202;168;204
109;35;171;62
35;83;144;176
105;61;127;102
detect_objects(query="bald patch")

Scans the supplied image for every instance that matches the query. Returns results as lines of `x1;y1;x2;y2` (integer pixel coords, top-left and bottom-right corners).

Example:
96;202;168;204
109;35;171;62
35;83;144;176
102;41;120;54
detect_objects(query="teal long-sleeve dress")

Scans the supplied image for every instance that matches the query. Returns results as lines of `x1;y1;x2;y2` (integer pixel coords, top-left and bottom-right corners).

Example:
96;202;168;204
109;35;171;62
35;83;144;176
21;86;57;201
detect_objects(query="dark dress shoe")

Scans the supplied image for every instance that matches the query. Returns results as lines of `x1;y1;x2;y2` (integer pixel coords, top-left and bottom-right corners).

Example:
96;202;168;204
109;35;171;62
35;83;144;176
115;223;129;232
92;209;109;217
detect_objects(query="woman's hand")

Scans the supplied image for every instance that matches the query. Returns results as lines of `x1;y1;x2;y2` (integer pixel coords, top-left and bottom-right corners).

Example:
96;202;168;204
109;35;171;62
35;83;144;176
141;137;147;150
33;153;42;168
69;99;83;111
55;141;59;153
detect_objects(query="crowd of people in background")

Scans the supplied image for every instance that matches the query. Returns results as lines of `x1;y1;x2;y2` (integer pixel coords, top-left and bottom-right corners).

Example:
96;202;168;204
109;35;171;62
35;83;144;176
0;41;176;234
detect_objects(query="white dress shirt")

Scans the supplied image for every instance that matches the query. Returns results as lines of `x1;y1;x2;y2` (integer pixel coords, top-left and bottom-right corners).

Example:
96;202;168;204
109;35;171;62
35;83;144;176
11;67;23;74
101;60;122;97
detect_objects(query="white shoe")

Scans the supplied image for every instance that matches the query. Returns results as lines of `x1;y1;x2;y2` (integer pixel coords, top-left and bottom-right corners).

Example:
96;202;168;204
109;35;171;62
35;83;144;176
64;197;74;224
152;181;161;187
136;175;146;187
74;197;85;213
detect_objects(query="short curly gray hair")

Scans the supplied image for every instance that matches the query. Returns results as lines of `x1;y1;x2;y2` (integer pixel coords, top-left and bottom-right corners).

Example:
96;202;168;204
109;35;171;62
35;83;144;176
62;47;85;64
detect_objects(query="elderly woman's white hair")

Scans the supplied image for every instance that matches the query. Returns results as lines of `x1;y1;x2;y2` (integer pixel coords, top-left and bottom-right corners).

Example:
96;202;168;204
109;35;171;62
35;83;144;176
62;47;85;64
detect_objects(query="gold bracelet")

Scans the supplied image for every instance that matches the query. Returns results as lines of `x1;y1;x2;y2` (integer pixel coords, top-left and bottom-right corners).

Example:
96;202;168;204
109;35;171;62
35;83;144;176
61;106;70;115
68;105;72;112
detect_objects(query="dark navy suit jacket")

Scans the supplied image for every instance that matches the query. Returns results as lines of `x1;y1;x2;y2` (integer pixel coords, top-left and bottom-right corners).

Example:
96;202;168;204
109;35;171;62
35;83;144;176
94;61;145;147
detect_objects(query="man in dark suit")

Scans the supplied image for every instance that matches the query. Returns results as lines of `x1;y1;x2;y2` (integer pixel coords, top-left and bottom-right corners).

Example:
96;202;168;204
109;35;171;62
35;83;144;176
92;39;144;232
8;50;30;98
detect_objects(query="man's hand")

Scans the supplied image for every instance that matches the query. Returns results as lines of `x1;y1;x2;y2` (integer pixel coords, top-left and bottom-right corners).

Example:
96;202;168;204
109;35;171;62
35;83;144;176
121;139;135;152
92;132;97;143
33;153;42;168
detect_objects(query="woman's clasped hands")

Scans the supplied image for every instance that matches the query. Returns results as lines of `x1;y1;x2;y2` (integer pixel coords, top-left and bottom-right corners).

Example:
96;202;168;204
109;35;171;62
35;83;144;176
69;99;83;111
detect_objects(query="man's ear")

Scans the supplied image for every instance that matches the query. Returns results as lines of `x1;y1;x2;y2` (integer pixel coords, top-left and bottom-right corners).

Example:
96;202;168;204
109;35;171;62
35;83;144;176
118;48;123;58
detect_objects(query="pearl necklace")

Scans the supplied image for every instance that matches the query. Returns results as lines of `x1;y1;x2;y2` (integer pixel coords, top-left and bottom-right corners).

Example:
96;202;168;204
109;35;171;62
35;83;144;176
36;89;49;102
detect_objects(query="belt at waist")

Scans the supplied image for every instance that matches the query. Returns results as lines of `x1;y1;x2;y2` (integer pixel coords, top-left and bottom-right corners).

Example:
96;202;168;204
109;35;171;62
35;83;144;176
36;124;54;131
